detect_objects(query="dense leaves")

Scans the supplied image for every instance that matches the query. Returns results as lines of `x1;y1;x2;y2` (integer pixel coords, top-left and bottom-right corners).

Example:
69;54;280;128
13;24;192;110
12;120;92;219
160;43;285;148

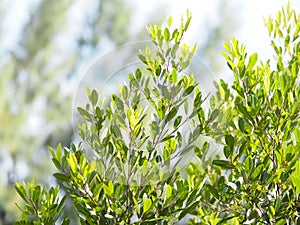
14;3;299;224
192;3;300;224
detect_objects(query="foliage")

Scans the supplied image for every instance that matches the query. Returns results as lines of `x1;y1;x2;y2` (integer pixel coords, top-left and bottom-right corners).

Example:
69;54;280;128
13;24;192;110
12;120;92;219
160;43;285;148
0;0;153;224
14;180;69;225
190;2;300;224
15;11;208;224
14;2;299;225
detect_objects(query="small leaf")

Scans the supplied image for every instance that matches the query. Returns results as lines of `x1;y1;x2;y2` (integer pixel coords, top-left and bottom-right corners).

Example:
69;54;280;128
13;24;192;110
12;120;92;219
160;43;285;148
210;109;219;121
247;53;258;71
166;107;178;122
56;143;62;161
164;28;170;41
67;153;78;173
173;116;182;129
160;135;174;143
53;173;69;182
244;156;253;176
91;89;98;106
165;184;172;198
252;164;264;180
171;44;179;57
238;118;245;133
133;197;140;216
184;16;192;31
184;85;195;96
291;161;300;192
275;196;281;213
225;134;234;147
52;158;62;170
223;146;233;158
236;103;248;116
77;107;91;121
14;183;29;203
206;184;219;199
213;160;235;169
184;100;189;114
167;16;173;27
103;181;114;197
150;121;159;138
163;148;170;160
143;198;152;213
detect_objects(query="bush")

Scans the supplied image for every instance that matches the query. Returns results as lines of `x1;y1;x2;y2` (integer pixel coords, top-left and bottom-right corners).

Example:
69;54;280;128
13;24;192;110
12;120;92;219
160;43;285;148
14;3;299;225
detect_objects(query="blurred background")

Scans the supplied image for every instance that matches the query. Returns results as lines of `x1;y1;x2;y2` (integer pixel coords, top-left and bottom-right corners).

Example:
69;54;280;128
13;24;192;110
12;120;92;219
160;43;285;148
0;0;299;224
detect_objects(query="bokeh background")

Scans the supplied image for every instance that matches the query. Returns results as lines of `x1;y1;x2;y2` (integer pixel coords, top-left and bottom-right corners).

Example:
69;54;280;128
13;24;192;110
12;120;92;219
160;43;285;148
0;0;299;224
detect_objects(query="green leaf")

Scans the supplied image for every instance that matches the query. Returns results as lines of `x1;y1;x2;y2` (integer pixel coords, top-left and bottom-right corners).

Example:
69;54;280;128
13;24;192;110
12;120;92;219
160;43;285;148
166;107;178;122
163;148;170;160
14;183;29;204
86;87;91;97
223;146;232;158
238;118;245;133
247;53;258;71
52;158;62;170
212;160;235;169
236;102;248;115
150;121;159;138
184;85;195;96
184;100;189;114
160;84;171;99
165;184;172;198
206;184;219;199
225;134;234;147
67;153;78;173
112;94;124;112
291;161;300;193
148;25;156;40
210;109;219;122
143;198;152;213
32;185;41;202
294;127;300;143
138;53;146;64
103;181;114;197
167;16;173;27
91;89;98;106
184;15;192;31
173;116;182;129
193;91;202;107
244;156;253;176
171;44;179;57
274;196;281;213
77;107;92;121
181;60;190;70
53;173;69;182
164;28;170;41
133;197;140;216
252;164;264;180
178;201;199;220
56;143;62;161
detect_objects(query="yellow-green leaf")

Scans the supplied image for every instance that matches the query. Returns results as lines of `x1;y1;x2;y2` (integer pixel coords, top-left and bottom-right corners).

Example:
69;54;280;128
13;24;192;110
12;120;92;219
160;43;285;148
143;198;152;213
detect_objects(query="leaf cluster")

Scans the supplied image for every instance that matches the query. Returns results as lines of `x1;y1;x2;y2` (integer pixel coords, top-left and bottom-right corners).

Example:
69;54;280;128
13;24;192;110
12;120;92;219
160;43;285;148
14;4;300;225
